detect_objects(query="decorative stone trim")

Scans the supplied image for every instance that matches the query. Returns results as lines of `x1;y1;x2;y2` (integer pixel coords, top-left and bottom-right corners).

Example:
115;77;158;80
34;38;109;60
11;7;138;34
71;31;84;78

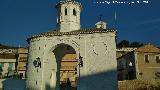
56;0;82;10
0;49;18;54
27;28;116;42
116;48;137;52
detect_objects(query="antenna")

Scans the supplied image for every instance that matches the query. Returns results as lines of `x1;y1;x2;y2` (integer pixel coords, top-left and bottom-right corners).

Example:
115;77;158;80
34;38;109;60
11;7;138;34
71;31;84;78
114;11;117;29
114;10;118;44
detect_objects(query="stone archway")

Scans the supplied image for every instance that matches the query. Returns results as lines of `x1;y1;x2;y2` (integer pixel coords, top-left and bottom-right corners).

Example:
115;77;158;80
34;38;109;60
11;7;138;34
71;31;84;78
49;43;78;90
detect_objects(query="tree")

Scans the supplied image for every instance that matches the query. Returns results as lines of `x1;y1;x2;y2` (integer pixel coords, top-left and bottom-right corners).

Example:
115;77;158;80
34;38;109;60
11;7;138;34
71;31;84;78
117;40;144;48
117;40;130;48
130;42;143;47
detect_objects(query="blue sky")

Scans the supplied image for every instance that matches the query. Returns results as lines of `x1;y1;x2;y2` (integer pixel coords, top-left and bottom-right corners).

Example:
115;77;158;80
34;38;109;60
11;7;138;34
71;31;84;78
0;0;160;47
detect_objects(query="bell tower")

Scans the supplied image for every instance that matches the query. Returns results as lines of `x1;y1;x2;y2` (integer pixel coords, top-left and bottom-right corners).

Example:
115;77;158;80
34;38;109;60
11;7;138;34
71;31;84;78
56;0;82;32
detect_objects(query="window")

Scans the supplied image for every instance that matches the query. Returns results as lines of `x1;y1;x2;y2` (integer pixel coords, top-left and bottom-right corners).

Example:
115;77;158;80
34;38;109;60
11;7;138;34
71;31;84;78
156;56;160;63
8;67;12;71
73;8;76;16
145;55;149;63
65;8;67;15
139;72;143;75
9;63;13;67
8;63;13;71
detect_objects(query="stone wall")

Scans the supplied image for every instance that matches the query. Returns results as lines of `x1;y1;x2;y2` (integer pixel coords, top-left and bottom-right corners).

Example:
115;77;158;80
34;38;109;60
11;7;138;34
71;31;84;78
56;1;82;32
136;52;160;80
78;33;117;90
116;48;137;58
26;32;117;90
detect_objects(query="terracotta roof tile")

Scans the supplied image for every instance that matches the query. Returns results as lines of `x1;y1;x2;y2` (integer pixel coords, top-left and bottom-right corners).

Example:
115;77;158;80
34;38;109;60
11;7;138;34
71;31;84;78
136;44;160;53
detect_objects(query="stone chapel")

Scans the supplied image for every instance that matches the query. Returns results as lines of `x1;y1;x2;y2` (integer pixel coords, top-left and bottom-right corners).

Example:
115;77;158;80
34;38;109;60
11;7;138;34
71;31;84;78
26;0;117;90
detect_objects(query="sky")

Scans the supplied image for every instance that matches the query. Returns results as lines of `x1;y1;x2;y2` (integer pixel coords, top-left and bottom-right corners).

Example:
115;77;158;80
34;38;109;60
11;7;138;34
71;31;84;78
0;0;160;47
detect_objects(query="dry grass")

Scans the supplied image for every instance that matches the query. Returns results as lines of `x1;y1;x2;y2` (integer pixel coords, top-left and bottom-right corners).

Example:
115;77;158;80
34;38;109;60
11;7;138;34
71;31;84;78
118;79;160;90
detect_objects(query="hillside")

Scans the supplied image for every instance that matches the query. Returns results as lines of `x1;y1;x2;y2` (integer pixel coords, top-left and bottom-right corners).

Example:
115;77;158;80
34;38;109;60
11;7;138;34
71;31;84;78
0;43;18;49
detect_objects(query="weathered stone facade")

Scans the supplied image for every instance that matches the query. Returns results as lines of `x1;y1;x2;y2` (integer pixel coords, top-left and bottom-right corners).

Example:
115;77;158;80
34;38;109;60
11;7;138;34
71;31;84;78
135;44;160;80
117;44;160;81
116;48;137;58
26;0;117;90
26;30;117;90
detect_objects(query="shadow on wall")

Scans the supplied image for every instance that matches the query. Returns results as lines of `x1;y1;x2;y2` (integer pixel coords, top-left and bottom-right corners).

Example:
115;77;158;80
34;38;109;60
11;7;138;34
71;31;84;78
2;79;26;90
45;84;51;90
44;69;117;90
78;69;117;90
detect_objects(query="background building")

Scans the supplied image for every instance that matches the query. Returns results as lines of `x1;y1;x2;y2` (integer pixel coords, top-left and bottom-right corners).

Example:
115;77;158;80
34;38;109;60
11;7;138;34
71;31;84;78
0;53;17;78
118;44;160;80
116;48;137;58
0;48;28;79
17;48;28;79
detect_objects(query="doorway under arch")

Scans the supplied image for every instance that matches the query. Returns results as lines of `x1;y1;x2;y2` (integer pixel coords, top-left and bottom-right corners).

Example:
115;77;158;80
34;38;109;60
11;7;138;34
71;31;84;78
52;43;78;90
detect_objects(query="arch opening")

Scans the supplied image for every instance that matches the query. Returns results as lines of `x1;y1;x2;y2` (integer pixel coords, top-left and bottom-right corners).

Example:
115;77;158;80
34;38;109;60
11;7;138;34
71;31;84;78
52;43;78;90
65;8;67;15
73;8;76;16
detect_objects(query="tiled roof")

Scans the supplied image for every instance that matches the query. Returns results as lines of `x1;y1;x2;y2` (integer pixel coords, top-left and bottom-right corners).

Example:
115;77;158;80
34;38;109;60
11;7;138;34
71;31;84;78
27;28;116;41
136;44;160;53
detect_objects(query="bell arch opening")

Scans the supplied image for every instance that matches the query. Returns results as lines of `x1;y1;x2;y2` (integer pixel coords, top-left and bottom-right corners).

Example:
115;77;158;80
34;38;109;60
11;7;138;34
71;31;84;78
52;43;78;90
